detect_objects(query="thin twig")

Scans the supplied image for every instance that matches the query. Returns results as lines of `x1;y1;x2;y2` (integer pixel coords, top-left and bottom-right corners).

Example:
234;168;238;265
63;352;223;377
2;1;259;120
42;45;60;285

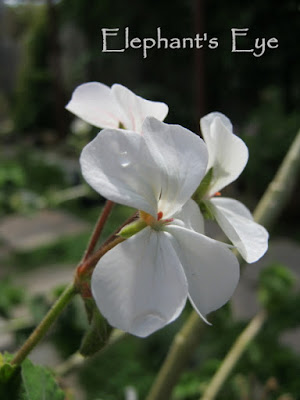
200;311;267;400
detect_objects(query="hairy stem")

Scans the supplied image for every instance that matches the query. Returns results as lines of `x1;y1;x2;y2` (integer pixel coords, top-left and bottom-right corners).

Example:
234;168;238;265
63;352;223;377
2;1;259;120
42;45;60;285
146;129;300;400
11;283;76;366
200;310;267;400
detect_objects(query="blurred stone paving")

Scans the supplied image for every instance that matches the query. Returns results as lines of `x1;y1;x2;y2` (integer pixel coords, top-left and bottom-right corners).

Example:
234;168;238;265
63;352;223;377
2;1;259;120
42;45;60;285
0;209;89;252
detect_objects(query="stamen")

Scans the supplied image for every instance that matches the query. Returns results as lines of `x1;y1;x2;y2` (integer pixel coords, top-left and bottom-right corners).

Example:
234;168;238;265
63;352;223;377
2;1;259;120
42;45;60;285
214;192;222;197
157;211;163;221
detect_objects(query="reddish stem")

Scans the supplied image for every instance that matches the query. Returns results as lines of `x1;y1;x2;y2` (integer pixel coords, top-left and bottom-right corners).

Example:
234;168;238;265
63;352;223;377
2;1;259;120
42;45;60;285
76;236;125;279
76;210;137;283
101;211;138;247
82;200;114;262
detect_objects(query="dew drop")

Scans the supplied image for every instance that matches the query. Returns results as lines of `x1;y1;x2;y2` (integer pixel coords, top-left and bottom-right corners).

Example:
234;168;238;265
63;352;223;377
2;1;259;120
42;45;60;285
120;151;130;167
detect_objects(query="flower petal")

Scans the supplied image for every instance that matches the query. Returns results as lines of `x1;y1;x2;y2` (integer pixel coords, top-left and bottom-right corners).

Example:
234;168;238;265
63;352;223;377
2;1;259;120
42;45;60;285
112;84;169;132
66;82;121;129
172;199;205;233
209;197;269;263
142;117;208;218
200;112;248;195
91;227;188;337
166;225;240;320
201;112;233;134
80;128;163;215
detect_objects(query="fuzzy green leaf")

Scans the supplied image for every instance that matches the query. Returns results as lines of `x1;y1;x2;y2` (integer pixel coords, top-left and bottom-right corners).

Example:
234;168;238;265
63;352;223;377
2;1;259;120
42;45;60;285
20;359;65;400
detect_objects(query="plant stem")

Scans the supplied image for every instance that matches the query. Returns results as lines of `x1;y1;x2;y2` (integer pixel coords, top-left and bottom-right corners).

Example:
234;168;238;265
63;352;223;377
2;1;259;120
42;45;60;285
82;200;114;261
145;312;205;400
145;129;300;400
10;205;128;366
76;236;125;277
200;310;267;400
253;130;300;228
101;211;138;247
11;283;77;366
11;235;125;367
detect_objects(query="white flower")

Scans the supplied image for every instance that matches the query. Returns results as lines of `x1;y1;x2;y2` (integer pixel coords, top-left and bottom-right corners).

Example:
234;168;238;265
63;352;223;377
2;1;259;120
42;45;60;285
66;82;168;132
200;112;269;263
80;117;240;337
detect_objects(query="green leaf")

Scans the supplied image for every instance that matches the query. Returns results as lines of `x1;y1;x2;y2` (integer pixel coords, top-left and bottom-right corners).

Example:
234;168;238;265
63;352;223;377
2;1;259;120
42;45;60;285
20;359;65;400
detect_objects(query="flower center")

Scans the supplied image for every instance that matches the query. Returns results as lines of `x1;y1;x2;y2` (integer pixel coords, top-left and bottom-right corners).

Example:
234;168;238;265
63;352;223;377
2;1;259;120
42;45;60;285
139;211;173;231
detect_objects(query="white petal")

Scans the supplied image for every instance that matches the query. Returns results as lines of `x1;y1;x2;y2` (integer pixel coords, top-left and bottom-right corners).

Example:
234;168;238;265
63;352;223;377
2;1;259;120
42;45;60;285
80;128;162;215
66;82;121;129
201;112;233;134
200;112;248;195
91;227;188;337
172;199;204;233
209;197;269;263
142;117;208;218
112;84;169;132
166;225;240;320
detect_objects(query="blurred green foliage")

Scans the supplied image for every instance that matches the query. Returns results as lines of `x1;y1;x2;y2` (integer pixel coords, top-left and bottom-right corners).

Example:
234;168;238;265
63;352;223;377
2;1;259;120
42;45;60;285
12;5;55;133
241;89;300;196
258;262;295;312
0;279;24;318
0;151;66;215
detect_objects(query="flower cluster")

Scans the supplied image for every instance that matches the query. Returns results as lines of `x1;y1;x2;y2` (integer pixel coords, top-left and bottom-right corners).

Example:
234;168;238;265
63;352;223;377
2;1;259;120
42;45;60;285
67;82;269;337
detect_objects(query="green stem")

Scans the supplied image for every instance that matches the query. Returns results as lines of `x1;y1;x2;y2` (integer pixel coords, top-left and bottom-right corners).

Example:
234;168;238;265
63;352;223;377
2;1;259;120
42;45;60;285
145;312;204;400
200;311;267;400
253;130;300;228
11;283;77;366
10;203;129;366
146;129;300;400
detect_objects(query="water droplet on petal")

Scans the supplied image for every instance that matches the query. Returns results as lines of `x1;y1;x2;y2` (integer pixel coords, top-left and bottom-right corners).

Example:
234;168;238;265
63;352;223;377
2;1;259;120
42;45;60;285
120;151;130;168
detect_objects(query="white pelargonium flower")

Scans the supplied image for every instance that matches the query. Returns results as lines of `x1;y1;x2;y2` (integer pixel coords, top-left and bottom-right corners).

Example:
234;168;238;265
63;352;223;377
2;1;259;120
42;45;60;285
199;112;269;263
80;117;240;337
66;82;168;132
